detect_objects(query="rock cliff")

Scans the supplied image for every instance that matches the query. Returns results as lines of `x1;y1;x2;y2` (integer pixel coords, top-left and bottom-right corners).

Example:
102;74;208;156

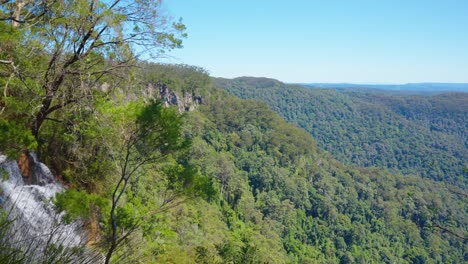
145;83;203;112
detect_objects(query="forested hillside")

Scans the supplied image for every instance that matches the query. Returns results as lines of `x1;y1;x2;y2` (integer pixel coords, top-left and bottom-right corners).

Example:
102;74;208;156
184;84;467;263
215;77;468;185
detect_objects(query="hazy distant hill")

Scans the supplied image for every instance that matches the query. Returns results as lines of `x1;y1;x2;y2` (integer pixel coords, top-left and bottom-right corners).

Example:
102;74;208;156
301;83;468;94
215;77;468;185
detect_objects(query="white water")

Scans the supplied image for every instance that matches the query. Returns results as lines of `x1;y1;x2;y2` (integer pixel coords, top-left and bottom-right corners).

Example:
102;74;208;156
0;154;88;261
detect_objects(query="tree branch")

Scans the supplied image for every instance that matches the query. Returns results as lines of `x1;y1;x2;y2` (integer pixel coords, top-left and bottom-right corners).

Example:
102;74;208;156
448;189;468;199
430;223;467;241
45;98;78;115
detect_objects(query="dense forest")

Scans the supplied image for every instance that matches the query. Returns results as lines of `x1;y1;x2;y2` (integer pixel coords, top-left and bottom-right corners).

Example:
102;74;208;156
215;77;468;186
1;1;467;263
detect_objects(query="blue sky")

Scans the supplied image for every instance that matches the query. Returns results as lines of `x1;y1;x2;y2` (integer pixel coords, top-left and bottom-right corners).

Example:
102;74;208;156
161;0;468;83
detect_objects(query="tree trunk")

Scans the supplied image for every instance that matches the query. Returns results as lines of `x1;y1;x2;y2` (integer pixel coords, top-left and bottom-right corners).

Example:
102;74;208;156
12;0;25;28
104;242;116;264
31;72;66;138
31;96;53;138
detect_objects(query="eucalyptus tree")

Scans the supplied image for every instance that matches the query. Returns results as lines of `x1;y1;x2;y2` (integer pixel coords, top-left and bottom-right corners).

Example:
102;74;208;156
0;0;186;138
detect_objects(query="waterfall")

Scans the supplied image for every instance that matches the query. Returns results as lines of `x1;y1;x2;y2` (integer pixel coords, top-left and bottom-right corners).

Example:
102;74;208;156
0;154;100;263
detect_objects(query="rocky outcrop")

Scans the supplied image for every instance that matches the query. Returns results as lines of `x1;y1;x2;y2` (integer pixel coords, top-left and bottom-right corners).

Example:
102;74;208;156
17;150;55;186
97;81;203;112
18;149;33;178
145;83;203;113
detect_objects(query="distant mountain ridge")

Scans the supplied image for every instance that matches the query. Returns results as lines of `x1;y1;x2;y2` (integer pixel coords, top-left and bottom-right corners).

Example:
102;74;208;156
300;82;468;94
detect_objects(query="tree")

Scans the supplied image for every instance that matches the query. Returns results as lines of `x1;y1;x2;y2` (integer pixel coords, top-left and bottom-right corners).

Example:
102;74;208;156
98;99;214;263
103;100;182;263
0;0;186;139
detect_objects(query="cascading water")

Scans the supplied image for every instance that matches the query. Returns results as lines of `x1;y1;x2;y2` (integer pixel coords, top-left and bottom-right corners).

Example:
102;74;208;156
0;154;100;263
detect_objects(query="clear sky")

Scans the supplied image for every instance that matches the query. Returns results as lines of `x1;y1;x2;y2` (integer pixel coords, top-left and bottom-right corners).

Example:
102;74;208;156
161;0;468;83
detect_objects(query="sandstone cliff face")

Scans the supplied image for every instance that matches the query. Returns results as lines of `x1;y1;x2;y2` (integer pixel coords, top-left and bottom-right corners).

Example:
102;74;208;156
145;83;203;113
99;81;203;112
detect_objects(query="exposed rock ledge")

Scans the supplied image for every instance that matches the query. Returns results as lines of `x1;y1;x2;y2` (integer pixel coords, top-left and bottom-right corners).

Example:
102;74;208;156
145;83;203;113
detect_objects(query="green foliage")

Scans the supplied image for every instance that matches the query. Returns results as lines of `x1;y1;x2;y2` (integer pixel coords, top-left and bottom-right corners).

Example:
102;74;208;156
0;119;37;158
162;159;216;201
37;95;115;191
1;168;7;182
141;63;211;95
136;100;187;156
0;0;187;147
54;189;109;224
